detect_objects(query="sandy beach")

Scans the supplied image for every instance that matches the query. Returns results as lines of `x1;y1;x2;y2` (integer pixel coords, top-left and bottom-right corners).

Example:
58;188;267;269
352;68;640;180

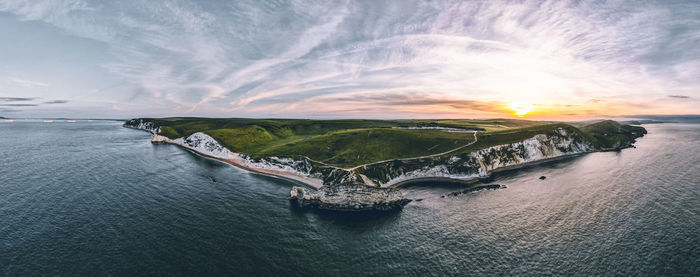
176;147;324;190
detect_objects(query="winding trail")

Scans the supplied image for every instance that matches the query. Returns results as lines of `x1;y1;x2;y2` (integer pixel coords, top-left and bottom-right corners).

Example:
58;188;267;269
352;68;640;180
306;131;479;171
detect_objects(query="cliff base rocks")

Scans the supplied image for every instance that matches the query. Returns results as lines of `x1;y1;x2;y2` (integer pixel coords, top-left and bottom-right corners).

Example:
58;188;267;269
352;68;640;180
289;185;411;211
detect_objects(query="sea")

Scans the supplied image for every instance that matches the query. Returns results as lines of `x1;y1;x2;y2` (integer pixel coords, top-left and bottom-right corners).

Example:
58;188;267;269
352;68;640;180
1;120;698;276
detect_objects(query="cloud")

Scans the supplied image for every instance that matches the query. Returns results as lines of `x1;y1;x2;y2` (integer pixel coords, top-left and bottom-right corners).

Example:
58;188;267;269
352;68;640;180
668;95;690;99
0;103;39;107
321;93;507;113
0;98;68;107
45;100;69;104
8;77;49;88
0;0;699;117
233;91;512;118
0;97;37;102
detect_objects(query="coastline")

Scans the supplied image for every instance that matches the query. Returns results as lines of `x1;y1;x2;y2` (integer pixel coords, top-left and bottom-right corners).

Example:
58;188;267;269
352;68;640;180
159;139;324;190
180;147;324;189
386;152;588;188
219;156;323;189
157;134;596;190
124;125;324;189
386;145;636;188
128;124;640;191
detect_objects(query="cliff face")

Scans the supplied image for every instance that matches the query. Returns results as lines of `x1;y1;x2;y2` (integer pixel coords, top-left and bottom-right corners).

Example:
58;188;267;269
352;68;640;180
357;126;602;187
171;132;233;159
131;125;325;185
241;156;369;187
227;126;611;191
240;155;318;179
123;118;160;134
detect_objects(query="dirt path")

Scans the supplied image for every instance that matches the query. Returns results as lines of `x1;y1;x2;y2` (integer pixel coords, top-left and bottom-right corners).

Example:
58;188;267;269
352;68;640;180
306;131;479;171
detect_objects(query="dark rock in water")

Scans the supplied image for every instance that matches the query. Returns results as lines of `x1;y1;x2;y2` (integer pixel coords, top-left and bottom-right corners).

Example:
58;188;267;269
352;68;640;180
539;176;547;180
414;198;423;202
208;176;218;182
444;184;504;197
289;185;411;211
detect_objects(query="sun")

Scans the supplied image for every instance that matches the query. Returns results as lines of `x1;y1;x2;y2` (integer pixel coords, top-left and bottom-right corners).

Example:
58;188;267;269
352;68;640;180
509;102;534;117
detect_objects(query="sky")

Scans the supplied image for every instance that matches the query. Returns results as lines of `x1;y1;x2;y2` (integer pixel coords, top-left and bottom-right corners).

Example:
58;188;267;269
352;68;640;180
0;0;698;119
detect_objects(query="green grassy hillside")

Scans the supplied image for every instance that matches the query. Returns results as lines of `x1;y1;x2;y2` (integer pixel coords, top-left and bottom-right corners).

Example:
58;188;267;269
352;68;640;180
128;117;645;168
580;120;647;149
423;118;548;132
258;128;475;166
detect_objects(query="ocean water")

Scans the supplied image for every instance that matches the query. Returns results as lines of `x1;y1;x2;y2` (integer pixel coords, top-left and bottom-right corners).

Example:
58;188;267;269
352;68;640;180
0;121;698;276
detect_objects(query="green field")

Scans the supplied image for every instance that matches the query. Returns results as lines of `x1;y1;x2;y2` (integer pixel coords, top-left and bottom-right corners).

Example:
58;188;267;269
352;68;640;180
133;117;644;168
448;123;578;155
258;128;475;166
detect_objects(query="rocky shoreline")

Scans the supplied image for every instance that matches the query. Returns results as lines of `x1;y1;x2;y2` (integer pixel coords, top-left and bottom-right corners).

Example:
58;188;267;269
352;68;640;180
124;118;645;212
289;185;411;211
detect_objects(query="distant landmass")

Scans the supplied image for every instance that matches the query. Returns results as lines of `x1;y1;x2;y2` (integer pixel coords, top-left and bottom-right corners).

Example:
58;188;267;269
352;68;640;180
124;118;646;211
626;114;700;124
620;119;669;125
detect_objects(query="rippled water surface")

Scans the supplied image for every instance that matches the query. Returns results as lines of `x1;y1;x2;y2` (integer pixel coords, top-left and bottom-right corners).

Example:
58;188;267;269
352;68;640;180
1;121;698;276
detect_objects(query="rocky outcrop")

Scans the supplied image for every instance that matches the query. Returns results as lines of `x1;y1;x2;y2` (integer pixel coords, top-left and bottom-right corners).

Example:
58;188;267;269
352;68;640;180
147;132;234;159
239;155;317;178
151;134;169;144
170;132;233;159
289;185;411;211
123;118;160;134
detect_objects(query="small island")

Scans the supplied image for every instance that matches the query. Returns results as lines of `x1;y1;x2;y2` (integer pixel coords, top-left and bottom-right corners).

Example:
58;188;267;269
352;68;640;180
124;118;646;211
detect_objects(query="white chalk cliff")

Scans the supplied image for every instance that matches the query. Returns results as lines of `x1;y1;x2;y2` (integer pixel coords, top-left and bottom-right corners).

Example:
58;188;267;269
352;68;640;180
358;127;595;187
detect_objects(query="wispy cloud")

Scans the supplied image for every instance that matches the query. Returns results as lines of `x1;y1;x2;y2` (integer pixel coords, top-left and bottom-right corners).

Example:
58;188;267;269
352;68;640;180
317;93;508;113
0;97;37;102
45;100;69;104
0;97;69;107
0;103;39;107
668;95;691;99
8;77;48;88
0;0;699;118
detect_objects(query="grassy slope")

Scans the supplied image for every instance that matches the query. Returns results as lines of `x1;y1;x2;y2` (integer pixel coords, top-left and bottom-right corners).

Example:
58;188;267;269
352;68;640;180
425;118;547;132
138;117;642;168
258;128;475;166
580;120;647;149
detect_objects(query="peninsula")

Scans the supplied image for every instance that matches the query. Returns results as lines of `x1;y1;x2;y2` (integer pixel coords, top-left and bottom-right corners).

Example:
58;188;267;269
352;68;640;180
124;118;646;211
